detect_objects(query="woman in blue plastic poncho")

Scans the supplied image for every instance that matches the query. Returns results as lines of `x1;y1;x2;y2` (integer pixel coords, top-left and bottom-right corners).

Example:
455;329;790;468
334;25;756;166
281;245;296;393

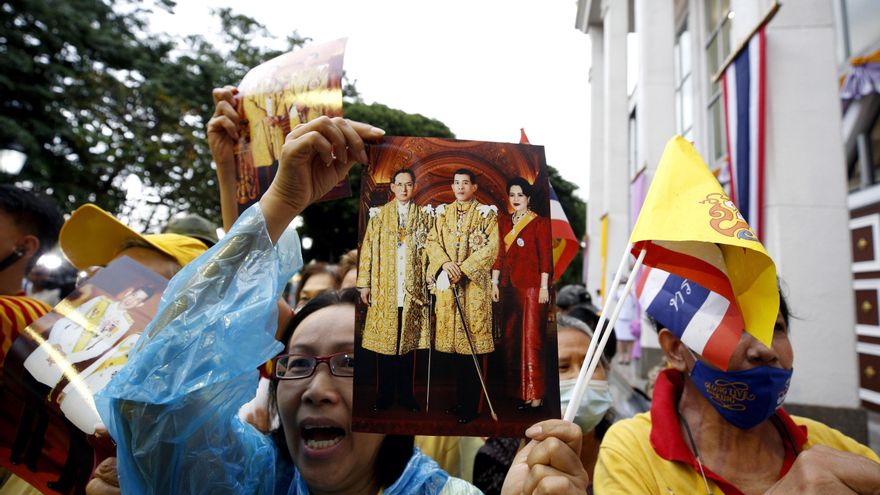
91;90;590;495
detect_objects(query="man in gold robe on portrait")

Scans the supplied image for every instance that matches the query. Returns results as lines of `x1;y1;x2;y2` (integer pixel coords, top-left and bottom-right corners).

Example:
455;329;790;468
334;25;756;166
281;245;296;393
426;168;499;424
357;169;433;412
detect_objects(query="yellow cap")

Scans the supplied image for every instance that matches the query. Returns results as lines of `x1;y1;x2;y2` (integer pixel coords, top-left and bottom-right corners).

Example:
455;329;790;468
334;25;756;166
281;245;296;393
60;204;208;270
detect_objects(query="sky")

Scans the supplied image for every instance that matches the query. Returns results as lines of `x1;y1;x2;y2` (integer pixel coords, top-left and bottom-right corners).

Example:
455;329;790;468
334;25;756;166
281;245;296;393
149;0;592;201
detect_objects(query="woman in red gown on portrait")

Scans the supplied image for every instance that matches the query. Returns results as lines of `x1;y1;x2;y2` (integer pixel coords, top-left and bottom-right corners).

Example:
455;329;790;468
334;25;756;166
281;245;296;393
492;177;552;409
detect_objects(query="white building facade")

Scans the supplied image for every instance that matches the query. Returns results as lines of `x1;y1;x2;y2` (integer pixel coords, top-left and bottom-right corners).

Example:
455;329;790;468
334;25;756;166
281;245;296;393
577;0;880;435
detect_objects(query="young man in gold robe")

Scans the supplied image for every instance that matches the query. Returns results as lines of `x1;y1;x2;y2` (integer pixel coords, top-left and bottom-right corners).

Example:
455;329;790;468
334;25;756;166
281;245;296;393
357;169;433;412
426;168;499;423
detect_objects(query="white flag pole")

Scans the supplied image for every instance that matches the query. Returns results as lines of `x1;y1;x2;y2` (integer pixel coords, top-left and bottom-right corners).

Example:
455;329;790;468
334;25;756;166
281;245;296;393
563;241;633;422
564;246;647;422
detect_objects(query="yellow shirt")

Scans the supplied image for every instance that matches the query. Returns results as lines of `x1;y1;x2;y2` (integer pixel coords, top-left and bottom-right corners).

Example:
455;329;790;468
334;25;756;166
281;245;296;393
595;412;879;494
415;435;486;482
594;370;879;494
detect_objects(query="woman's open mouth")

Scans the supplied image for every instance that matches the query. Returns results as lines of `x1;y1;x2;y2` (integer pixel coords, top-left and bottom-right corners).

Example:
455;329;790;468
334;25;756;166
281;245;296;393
301;424;346;450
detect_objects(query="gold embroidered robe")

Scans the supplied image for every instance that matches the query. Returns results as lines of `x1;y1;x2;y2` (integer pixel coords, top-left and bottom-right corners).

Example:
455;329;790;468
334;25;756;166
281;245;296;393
356;200;432;355
426;200;498;354
242;91;286;167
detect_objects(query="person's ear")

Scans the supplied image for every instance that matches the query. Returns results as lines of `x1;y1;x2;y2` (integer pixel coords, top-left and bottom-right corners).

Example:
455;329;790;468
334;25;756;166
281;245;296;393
20;234;39;260
659;329;689;372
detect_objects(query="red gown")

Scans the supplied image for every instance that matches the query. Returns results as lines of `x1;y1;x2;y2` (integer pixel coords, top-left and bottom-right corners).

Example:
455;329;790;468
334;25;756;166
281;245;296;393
493;212;552;402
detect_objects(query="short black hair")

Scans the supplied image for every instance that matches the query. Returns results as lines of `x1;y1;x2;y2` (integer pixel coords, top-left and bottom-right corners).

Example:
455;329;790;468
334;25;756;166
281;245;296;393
0;185;63;269
452;168;478;185
778;285;791;328
278;288;358;346
294;262;340;305
269;288;414;488
391;168;415;184
506;176;534;199
129;285;156;300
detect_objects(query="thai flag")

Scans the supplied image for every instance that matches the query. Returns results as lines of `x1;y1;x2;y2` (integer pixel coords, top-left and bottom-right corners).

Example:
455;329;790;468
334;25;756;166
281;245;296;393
722;27;766;240
549;186;579;281
519;128;579;281
635;266;743;369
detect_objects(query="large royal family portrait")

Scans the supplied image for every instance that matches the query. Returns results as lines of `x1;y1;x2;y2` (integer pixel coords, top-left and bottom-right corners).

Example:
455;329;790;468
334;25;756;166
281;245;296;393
352;137;560;437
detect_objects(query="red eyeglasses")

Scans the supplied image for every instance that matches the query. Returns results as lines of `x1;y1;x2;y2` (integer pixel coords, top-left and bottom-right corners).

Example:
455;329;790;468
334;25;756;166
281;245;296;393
271;352;355;380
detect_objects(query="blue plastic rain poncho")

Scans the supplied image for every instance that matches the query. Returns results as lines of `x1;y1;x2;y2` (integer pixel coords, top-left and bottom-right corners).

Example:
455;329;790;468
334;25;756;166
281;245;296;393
96;204;479;494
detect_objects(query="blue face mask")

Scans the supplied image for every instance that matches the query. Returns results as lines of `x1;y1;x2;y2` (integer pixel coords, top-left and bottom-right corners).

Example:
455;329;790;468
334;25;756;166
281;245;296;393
688;352;793;430
559;378;614;433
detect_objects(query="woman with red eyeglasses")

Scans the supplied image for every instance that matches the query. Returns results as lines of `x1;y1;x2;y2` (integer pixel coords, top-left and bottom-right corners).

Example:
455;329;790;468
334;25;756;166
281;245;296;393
271;288;473;493
88;101;589;495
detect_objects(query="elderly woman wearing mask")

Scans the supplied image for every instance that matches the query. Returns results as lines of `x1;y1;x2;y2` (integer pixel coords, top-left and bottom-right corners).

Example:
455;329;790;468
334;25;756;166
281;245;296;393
475;314;614;495
595;291;880;494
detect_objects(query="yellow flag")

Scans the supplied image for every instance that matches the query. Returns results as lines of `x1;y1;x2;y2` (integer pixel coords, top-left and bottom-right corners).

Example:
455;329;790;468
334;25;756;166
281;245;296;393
630;136;778;348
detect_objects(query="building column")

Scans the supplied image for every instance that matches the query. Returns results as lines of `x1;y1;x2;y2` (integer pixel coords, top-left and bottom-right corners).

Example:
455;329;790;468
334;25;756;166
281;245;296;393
634;0;676;350
600;0;630;302
635;0;676;176
587;26;605;296
763;0;859;407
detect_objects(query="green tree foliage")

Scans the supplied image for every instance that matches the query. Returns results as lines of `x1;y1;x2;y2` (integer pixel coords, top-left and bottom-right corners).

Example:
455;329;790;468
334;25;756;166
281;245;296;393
547;165;586;286
344;102;455;140
2;0;585;283
0;0;304;227
1;0;173;214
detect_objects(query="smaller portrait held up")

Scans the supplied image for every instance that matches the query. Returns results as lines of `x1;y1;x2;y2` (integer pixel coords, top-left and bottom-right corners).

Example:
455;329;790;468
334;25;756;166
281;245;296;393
22;281;156;391
1;200;206;495
232;39;349;213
